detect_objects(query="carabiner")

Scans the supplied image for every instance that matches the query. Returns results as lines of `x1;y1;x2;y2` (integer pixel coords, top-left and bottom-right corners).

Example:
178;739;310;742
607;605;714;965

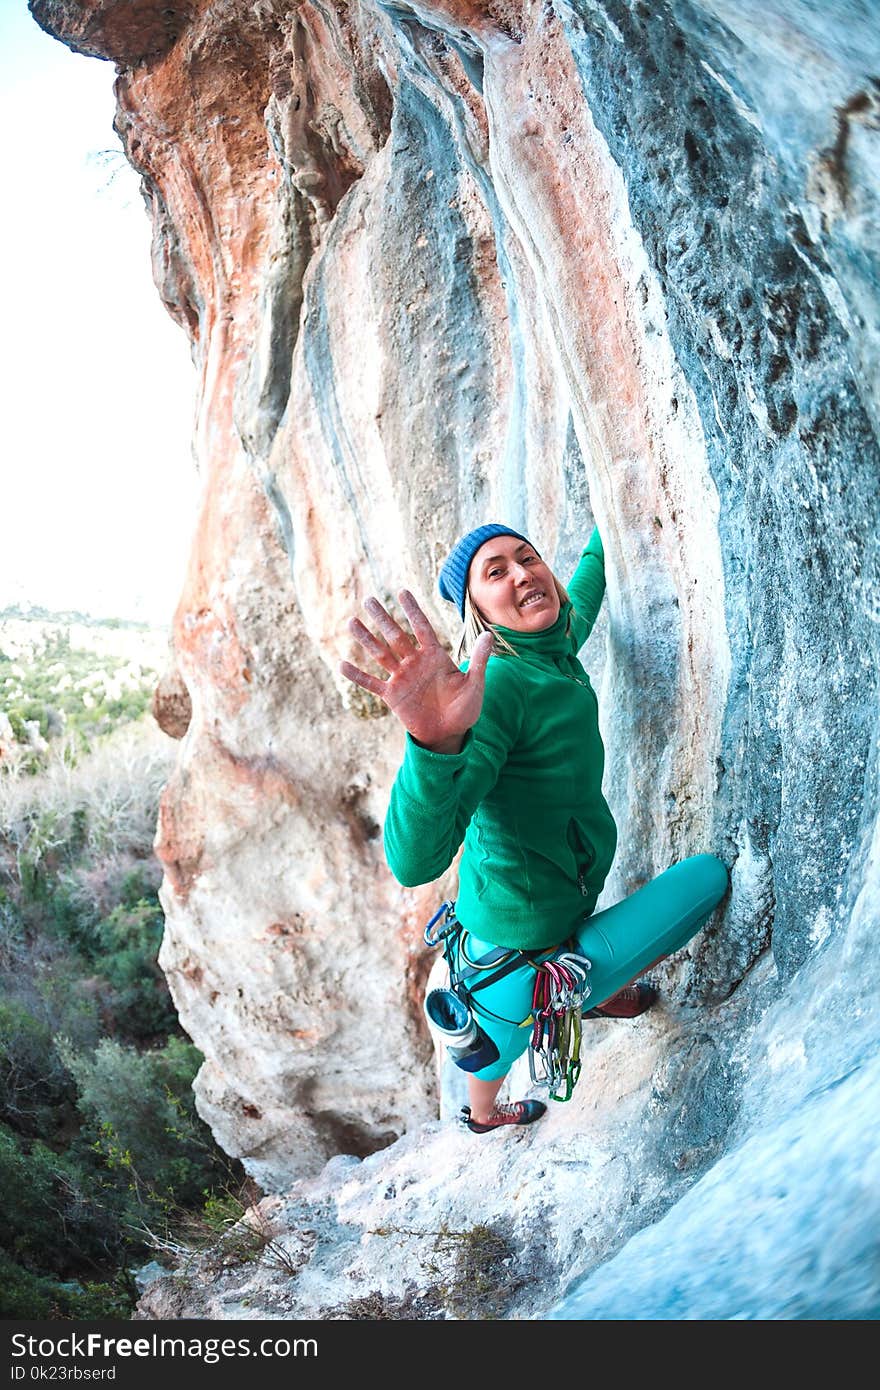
424;901;456;946
529;1045;549;1085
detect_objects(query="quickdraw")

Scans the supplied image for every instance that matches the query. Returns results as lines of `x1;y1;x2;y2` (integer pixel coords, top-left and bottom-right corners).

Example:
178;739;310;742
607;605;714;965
424;902;592;1103
528;951;592;1102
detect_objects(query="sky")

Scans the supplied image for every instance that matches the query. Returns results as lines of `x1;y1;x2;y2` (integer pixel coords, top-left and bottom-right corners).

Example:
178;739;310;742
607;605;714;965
0;3;200;627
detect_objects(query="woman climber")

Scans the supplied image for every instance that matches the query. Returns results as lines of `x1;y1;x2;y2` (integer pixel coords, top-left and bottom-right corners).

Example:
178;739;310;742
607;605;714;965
340;523;729;1132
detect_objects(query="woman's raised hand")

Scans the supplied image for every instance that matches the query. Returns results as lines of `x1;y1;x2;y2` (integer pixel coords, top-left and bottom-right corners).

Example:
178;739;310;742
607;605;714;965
340;590;494;754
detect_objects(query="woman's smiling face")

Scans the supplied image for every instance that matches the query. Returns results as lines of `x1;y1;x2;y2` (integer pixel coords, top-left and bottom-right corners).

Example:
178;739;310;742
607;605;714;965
468;534;561;631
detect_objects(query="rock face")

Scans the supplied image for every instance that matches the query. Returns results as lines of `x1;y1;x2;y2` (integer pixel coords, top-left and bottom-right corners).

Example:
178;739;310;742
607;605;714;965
34;0;879;1317
151;666;192;739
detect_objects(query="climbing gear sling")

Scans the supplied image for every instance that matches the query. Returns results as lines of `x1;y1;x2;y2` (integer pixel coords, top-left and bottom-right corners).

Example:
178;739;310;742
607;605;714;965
423;901;592;1101
528;952;591;1101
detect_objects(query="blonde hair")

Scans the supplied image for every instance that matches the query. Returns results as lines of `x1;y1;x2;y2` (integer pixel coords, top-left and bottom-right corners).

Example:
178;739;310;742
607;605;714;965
457;575;571;662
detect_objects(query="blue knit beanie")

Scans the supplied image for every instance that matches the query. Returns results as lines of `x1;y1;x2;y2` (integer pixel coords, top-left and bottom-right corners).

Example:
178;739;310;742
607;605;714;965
438;523;533;618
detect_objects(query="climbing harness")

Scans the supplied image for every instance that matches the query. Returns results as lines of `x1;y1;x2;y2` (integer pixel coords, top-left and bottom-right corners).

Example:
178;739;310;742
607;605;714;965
423;901;592;1101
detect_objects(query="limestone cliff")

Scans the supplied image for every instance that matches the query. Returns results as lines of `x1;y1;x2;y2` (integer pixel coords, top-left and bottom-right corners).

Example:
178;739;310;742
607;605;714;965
33;0;880;1317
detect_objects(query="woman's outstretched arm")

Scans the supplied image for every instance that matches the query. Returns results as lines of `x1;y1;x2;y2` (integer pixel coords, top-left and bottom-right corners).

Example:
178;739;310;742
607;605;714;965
340;591;522;886
567;525;606;647
382;657;524;886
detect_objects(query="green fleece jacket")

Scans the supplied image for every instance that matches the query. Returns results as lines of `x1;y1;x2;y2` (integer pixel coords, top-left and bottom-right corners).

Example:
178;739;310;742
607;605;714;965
383;527;617;950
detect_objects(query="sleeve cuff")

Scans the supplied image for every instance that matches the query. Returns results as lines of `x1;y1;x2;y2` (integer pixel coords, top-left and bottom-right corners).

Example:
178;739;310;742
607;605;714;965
403;728;473;773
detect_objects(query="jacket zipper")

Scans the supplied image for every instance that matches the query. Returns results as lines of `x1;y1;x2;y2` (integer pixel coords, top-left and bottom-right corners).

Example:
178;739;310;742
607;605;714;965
568;817;595;896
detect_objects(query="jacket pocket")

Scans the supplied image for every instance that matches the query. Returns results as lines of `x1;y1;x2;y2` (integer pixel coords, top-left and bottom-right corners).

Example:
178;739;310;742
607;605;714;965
566;817;595;897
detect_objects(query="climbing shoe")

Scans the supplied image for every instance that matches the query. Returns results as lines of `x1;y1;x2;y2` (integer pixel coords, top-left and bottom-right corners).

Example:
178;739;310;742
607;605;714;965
460;1100;547;1134
585;981;657;1019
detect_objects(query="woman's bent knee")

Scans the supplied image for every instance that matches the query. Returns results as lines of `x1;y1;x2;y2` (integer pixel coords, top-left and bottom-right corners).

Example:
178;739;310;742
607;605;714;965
684;852;730;906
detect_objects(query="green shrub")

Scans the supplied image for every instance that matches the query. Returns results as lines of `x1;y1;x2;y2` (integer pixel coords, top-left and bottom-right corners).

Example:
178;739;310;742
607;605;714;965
44;877;98;952
61;1036;229;1214
0;1124;66;1262
0;1247;54;1318
0;1000;75;1137
56;1275;136;1320
119;866;159;908
97;897;164;956
102;950;177;1039
32;961;102;1055
0;1248;135;1320
0;1124;131;1277
17;873;173;1045
92;897;176;1039
6;709;28;742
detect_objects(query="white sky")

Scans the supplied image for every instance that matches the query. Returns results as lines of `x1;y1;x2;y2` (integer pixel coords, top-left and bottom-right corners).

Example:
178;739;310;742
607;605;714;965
0;3;200;627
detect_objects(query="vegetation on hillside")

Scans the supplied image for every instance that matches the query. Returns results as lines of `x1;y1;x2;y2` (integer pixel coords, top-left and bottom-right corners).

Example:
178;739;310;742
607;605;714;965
1;619;162;772
0;622;243;1319
0;604;151;630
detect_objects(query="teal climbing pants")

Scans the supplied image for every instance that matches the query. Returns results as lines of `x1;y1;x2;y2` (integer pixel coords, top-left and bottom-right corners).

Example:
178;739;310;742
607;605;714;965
450;853;729;1081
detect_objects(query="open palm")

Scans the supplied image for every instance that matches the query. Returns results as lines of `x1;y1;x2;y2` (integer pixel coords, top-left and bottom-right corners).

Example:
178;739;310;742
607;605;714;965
340;590;493;752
